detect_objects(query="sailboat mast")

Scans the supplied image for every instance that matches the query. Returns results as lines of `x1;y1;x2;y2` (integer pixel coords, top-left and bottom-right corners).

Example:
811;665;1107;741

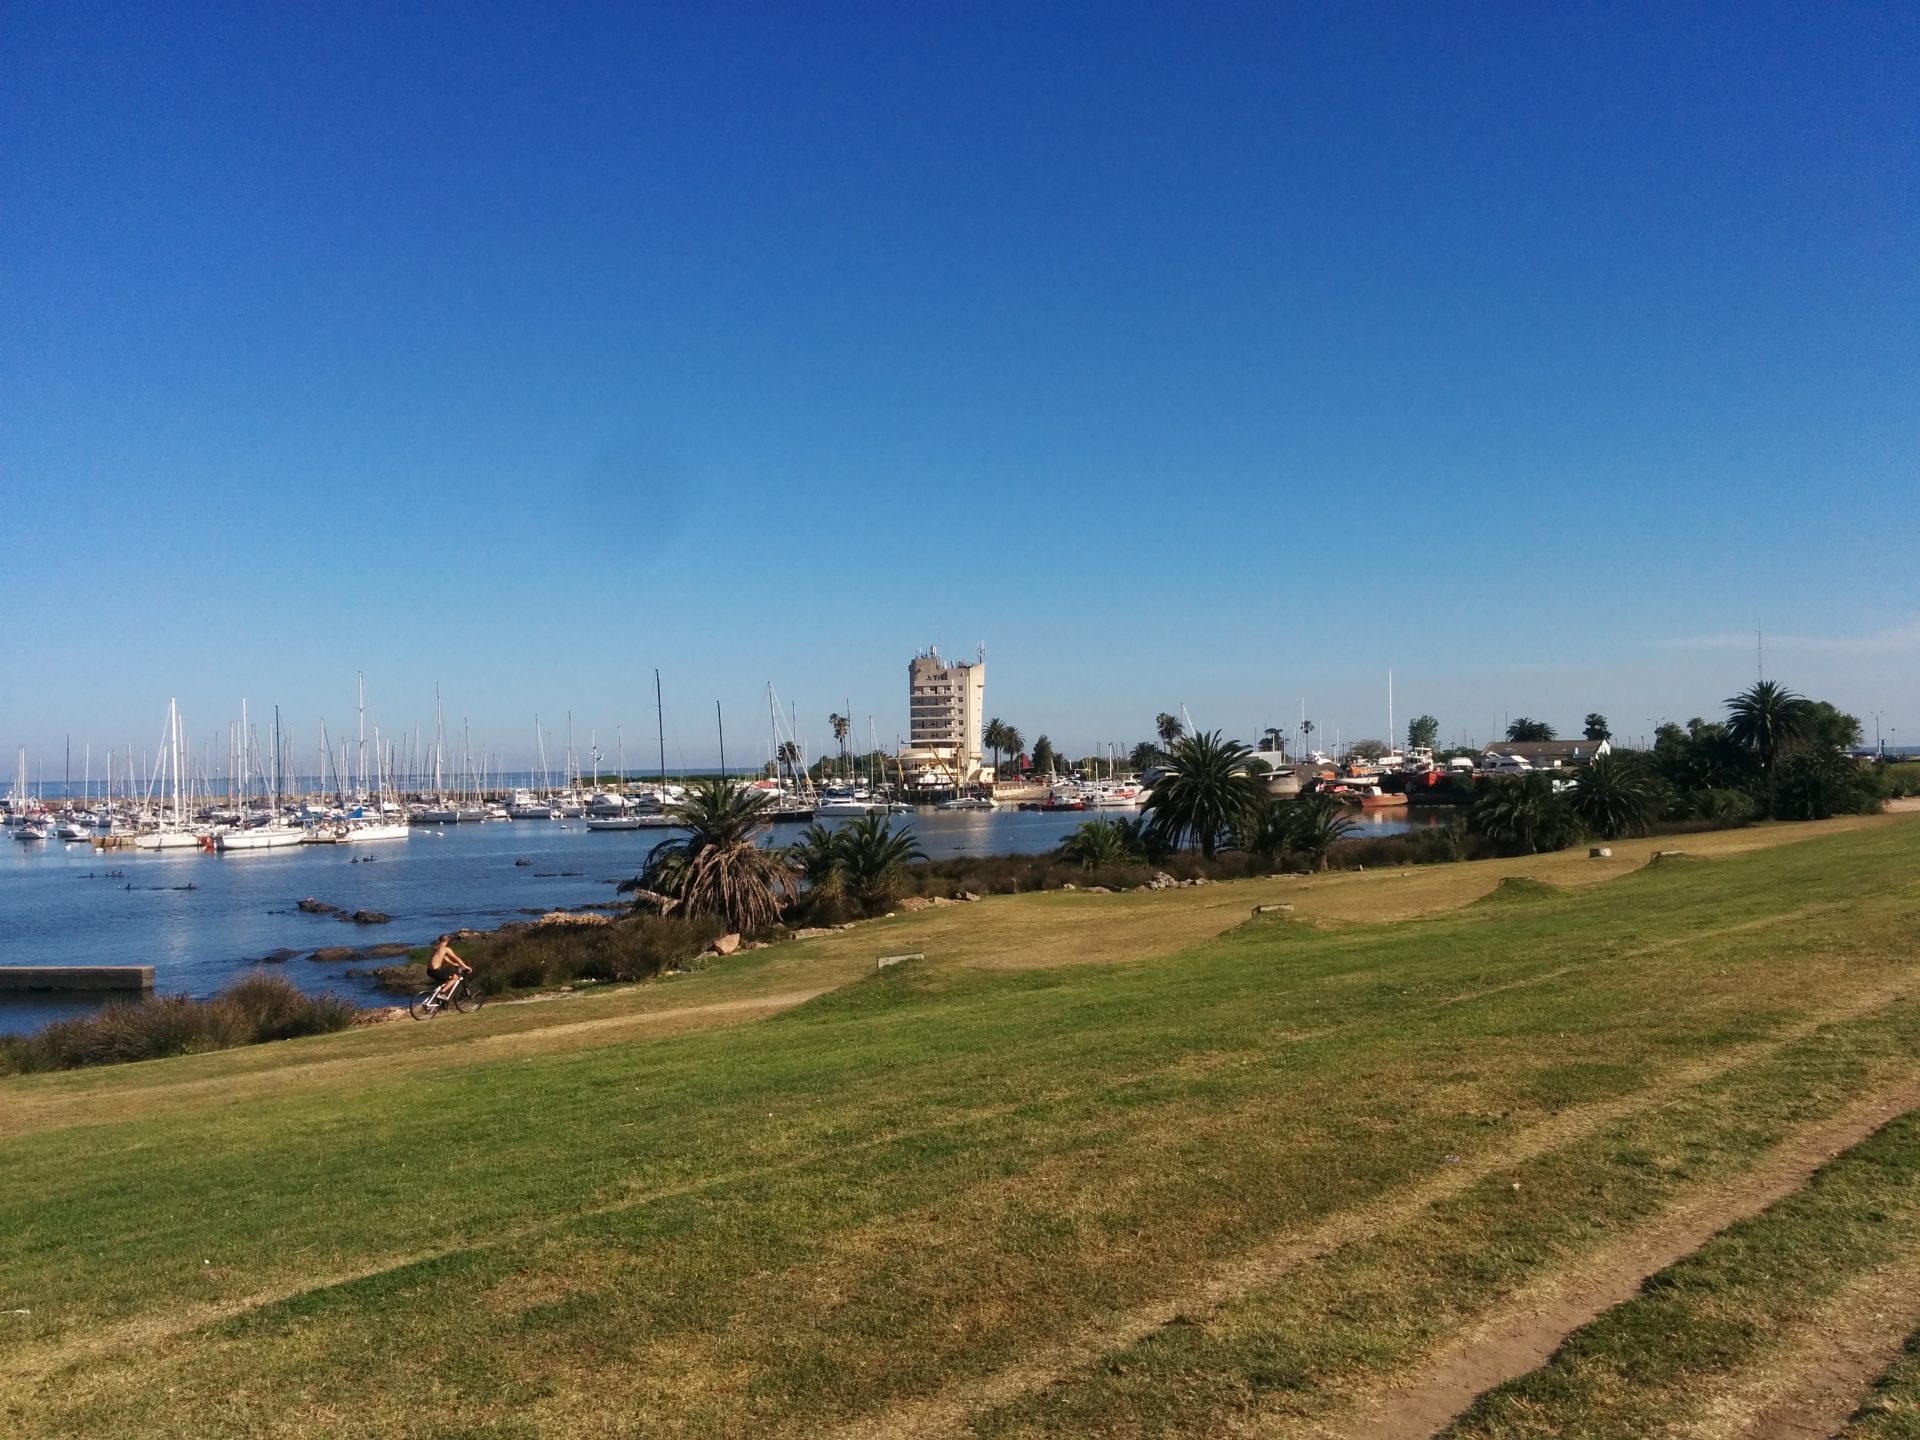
655;670;666;787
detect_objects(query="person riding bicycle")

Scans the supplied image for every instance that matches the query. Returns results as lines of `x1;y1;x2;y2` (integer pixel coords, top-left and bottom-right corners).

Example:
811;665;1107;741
425;934;472;998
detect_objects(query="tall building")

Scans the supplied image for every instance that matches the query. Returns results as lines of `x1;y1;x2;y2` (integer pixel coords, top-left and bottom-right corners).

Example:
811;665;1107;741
900;646;987;788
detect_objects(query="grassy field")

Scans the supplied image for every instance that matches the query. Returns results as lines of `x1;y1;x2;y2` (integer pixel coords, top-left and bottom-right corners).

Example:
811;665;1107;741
3;813;1919;1437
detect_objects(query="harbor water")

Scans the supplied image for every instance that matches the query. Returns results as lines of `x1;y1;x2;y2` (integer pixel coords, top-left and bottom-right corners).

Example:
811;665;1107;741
0;807;1436;1034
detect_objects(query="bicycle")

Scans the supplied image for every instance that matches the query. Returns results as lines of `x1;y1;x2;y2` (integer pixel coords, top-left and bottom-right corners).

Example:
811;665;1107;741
409;971;485;1020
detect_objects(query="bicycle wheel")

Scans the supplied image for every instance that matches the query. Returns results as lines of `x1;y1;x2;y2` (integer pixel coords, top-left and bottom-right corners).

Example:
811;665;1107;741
408;992;437;1020
452;984;484;1014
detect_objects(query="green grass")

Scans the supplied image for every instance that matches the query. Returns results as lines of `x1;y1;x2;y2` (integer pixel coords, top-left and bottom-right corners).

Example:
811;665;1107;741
1442;1110;1920;1438
2;818;1919;1436
1845;1332;1920;1438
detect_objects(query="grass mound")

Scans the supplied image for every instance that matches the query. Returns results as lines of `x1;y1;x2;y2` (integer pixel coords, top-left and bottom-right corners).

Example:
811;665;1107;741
0;973;362;1074
1472;875;1562;905
1645;849;1703;868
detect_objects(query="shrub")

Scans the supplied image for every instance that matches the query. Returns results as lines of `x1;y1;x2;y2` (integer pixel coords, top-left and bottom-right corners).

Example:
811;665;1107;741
452;913;727;995
1773;749;1882;821
0;974;361;1075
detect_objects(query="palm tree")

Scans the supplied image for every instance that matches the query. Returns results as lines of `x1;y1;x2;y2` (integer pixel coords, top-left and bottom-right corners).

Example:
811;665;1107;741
1155;712;1185;751
788;822;844;894
1261;726;1285;755
1286;793;1358;871
775;740;802;788
1143;730;1267;858
1059;817;1137;868
1566;753;1661;839
1726;681;1812;818
828;713;852;780
1505;718;1556;742
833;813;927;910
1582;713;1612;742
1128;740;1162;772
1469;773;1583;855
1299;718;1316;753
1725;681;1810;773
983;717;1008;778
620;777;794;933
998;724;1024;778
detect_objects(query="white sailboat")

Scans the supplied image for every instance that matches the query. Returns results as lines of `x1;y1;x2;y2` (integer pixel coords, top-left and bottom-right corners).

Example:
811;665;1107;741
133;700;203;849
217;703;305;852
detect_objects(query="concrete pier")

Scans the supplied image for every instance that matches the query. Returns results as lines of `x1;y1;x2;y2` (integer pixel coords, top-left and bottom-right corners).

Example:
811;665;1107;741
0;966;155;992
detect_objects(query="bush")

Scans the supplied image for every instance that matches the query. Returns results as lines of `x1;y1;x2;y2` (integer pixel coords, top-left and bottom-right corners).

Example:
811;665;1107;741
1773;749;1883;821
0;974;362;1075
1882;763;1920;799
450;913;728;995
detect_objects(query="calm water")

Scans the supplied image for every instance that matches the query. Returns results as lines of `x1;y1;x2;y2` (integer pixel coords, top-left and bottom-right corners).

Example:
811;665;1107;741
0;807;1431;1033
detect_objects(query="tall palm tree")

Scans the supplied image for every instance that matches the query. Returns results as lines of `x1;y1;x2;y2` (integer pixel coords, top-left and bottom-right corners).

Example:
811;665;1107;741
1582;713;1612;742
1299;718;1316;753
1261;726;1285;755
1155;712;1186;752
1726;681;1812;818
998;724;1023;778
621;777;794;933
1725;681;1810;773
828;713;851;780
983;717;1008;778
1143;730;1266;858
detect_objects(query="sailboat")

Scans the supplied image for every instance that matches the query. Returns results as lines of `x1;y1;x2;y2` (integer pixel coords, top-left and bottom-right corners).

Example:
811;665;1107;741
337;689;411;841
133;700;203;849
217;704;306;851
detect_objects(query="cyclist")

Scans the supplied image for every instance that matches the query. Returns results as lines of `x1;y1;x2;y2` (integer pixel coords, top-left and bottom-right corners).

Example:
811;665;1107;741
425;934;472;1001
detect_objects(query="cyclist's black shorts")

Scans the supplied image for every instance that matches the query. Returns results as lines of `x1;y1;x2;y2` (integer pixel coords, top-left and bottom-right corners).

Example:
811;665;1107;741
427;965;454;985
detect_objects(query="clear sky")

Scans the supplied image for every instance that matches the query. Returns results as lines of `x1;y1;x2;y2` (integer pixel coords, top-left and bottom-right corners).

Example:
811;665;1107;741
4;2;1916;775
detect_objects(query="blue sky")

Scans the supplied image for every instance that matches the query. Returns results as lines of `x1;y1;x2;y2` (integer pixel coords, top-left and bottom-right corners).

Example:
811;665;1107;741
4;2;1916;773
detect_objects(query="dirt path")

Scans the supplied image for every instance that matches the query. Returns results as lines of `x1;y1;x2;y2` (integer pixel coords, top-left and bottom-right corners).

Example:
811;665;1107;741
1322;1080;1920;1440
826;979;1920;1440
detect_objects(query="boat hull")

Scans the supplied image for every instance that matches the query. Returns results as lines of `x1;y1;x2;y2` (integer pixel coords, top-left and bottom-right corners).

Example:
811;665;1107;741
216;828;307;852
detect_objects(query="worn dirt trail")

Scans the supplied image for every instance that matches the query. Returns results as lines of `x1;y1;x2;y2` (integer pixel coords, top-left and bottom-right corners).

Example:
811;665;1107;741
1322;1079;1920;1440
827;980;1920;1440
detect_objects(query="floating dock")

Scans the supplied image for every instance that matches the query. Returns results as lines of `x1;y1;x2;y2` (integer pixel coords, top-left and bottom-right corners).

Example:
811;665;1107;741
0;966;155;992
